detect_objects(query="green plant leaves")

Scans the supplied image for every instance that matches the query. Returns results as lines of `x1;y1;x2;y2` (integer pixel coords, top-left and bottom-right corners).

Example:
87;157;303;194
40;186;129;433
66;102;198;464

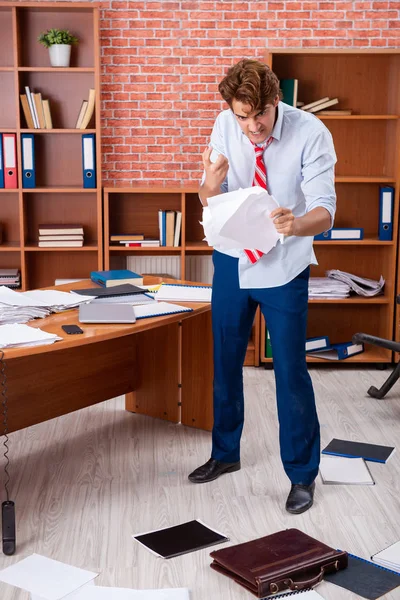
38;28;79;48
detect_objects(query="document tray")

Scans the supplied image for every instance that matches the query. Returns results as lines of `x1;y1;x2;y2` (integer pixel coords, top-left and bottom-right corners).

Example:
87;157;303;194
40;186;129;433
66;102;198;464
209;528;348;597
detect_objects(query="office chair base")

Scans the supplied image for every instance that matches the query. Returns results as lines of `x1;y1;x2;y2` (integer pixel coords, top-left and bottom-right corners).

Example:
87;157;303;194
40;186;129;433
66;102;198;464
367;362;400;399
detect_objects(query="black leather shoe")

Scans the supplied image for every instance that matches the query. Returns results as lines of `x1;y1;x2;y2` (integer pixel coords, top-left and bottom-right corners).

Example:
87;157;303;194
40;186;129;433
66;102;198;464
285;482;315;514
188;458;241;483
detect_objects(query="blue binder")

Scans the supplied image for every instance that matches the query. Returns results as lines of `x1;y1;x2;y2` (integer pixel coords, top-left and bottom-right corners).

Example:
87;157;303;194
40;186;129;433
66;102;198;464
82;133;96;188
305;335;330;352
314;228;363;241
307;341;364;360
0;133;4;188
21;133;36;188
379;186;394;241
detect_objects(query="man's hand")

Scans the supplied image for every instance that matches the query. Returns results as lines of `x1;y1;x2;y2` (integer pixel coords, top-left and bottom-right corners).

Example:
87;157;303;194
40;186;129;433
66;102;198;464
270;207;297;236
202;147;229;188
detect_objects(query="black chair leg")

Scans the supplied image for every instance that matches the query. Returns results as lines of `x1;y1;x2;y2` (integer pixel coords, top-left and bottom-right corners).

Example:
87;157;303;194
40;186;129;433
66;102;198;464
368;361;400;399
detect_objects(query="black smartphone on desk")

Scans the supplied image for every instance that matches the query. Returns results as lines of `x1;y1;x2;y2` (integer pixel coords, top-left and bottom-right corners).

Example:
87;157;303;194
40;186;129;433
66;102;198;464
62;324;84;335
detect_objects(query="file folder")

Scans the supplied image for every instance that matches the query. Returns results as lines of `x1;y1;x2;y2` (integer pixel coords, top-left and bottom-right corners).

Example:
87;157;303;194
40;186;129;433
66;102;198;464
2;133;17;189
305;335;330;352
379;186;394;241
21;133;36;188
82;133;96;188
314;228;363;241
0;133;4;188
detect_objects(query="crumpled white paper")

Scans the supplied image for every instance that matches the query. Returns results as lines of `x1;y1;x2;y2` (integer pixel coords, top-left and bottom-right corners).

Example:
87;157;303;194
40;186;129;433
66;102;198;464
201;187;284;254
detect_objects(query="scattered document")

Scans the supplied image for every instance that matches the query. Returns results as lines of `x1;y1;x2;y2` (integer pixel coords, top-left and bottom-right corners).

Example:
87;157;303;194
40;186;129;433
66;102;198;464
0;554;98;600
132;519;228;558
133;302;192;320
62;586;190;600
202;187;284;254
371;540;400;573
0;324;62;348
91;293;155;305
153;283;212;302
319;455;374;485
327;269;385;297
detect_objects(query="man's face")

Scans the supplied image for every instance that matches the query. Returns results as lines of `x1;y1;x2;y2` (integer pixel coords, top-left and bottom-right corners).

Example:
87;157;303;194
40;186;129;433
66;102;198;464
231;96;279;144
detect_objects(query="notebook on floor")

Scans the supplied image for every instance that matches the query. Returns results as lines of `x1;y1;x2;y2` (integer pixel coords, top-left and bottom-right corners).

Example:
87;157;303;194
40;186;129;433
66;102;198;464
319;455;375;485
324;553;400;599
322;438;395;463
132;519;228;558
371;540;400;573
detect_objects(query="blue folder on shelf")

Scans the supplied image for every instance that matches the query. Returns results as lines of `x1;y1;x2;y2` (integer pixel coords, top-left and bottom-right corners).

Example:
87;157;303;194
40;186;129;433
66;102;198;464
307;341;364;360
379;186;394;241
0;133;4;188
21;133;36;188
82;133;96;188
314;228;363;241
305;335;330;352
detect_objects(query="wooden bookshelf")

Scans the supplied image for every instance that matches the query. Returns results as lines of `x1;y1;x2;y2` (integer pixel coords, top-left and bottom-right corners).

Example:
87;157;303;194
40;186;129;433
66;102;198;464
103;186;260;367
261;49;400;365
0;2;102;289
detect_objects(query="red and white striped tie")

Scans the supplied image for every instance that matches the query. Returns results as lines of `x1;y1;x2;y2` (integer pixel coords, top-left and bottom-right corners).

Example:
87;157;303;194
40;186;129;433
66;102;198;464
244;136;273;264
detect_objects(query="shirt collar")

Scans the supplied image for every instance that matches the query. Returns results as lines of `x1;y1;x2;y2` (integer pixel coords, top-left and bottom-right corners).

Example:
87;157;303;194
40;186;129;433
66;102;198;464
271;102;283;141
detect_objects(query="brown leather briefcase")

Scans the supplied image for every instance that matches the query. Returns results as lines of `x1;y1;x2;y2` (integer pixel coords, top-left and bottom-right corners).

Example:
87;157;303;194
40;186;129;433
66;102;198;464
209;528;348;597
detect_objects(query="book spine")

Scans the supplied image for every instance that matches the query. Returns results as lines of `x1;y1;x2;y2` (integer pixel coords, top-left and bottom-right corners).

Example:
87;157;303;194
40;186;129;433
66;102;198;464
90;277;106;287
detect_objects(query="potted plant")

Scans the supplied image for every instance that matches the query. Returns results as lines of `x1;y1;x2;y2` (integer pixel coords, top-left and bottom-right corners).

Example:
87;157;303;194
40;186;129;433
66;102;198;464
38;28;79;67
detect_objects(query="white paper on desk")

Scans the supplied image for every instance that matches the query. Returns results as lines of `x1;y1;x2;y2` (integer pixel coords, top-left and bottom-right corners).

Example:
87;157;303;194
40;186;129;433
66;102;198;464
62;585;190;600
24;289;89;308
0;324;62;348
202;187;283;253
0;553;98;600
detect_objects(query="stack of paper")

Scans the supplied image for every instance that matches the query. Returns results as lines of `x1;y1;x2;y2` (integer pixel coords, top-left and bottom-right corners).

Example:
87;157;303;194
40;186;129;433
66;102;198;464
0;286;89;325
201;187;284;254
308;277;351;299
326;269;385;297
0;324;62;348
371;540;400;573
319;455;375;485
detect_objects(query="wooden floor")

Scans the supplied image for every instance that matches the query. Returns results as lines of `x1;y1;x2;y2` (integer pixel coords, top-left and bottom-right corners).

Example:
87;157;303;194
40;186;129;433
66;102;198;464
0;366;399;599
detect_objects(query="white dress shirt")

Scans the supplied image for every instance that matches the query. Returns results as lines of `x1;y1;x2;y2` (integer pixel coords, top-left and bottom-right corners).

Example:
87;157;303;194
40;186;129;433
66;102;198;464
205;101;337;288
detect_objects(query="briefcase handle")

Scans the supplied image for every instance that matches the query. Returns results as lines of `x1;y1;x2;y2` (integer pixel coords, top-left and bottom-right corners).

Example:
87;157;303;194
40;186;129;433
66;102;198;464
270;560;340;594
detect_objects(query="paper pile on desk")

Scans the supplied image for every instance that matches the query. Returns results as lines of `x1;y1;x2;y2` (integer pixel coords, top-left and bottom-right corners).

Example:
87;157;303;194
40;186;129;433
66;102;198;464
201;187;284;253
0;286;89;325
0;324;62;348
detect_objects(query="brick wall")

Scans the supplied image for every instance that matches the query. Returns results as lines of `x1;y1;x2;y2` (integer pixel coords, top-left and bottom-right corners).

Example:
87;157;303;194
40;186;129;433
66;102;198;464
86;1;400;185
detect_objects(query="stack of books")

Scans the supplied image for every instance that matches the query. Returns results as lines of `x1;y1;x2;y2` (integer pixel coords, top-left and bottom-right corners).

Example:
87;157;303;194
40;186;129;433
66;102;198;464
38;224;84;247
301;97;351;115
20;86;53;129
110;234;160;248
158;210;182;247
0;268;20;289
75;89;96;129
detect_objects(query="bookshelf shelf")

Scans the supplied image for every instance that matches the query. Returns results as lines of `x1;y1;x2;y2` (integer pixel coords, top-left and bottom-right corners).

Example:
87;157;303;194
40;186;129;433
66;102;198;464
0;1;102;290
104;186;259;367
18;67;95;72
318;115;399;121
20;129;97;134
261;49;400;365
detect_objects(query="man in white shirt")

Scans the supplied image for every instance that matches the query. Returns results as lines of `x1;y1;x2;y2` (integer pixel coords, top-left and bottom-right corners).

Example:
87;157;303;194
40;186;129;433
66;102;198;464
188;59;337;514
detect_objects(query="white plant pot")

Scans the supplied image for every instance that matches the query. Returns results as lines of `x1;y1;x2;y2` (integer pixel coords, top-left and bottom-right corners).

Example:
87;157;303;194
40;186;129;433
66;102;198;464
49;44;71;67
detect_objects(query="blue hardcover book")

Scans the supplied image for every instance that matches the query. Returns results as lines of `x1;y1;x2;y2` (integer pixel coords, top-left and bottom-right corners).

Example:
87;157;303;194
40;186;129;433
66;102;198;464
307;341;364;360
21;133;36;188
0;133;4;188
305;335;330;352
90;269;143;288
82;133;96;188
379;186;394;241
314;228;364;241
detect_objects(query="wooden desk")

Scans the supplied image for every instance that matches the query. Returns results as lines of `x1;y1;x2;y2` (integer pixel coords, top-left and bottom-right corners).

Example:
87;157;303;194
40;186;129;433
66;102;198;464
2;279;213;433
